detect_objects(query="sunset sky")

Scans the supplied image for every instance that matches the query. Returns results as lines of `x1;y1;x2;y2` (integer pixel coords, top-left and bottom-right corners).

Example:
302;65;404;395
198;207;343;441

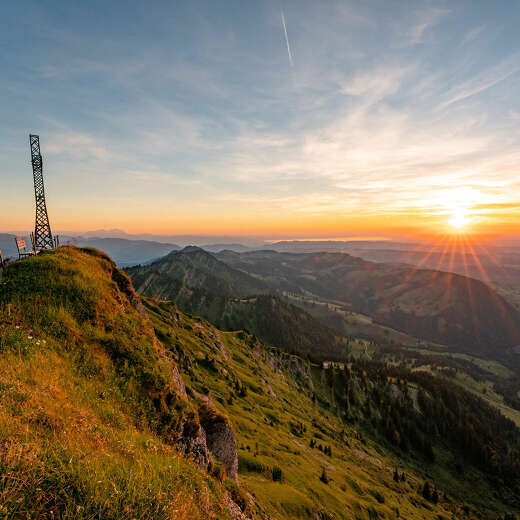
1;1;519;239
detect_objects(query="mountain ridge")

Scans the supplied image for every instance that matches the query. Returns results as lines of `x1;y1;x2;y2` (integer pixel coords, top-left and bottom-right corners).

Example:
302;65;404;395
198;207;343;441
127;247;347;360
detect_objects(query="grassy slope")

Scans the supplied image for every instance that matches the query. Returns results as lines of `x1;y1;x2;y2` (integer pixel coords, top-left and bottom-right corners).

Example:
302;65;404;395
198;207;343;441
146;298;519;520
0;347;228;519
0;247;232;519
283;292;438;348
1;247;518;519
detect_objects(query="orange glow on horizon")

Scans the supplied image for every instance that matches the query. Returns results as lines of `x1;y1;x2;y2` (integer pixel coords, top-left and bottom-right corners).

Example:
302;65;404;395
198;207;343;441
2;194;518;240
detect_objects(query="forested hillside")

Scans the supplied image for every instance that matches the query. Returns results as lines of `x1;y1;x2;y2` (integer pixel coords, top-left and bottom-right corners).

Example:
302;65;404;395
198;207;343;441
128;246;270;299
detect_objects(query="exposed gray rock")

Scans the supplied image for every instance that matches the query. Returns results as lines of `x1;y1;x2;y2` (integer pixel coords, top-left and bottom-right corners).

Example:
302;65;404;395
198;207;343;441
175;416;211;471
225;495;253;520
171;365;187;398
198;402;238;481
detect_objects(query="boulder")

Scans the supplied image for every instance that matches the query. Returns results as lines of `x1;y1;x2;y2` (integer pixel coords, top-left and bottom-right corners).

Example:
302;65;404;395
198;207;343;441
198;402;238;480
175;413;211;471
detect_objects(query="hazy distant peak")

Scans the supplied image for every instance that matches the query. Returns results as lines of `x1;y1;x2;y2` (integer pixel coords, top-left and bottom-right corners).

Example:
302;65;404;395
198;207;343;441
179;245;208;254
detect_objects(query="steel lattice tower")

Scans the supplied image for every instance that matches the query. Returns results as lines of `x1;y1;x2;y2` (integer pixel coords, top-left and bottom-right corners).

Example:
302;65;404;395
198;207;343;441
29;134;54;250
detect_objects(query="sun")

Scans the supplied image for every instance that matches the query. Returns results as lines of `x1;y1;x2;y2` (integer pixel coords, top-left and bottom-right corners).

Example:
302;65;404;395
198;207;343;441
448;207;469;230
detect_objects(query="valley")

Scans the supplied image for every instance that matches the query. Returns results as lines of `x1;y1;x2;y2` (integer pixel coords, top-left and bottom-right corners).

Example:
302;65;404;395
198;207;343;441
127;245;520;432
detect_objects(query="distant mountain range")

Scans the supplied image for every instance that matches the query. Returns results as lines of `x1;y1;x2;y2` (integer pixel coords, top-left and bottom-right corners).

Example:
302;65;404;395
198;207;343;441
125;246;520;368
4;232;520;314
215;250;520;362
268;240;419;252
329;246;520;308
60;236;179;267
58;229;265;247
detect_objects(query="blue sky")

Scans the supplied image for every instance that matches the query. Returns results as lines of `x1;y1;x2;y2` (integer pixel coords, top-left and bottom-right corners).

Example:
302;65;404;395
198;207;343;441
1;0;519;237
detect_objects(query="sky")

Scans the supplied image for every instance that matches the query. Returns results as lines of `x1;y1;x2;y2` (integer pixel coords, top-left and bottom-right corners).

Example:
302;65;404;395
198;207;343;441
1;0;519;239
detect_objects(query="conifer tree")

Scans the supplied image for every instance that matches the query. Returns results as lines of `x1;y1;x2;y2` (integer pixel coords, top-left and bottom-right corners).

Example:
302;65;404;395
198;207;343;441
422;482;431;501
320;467;329;484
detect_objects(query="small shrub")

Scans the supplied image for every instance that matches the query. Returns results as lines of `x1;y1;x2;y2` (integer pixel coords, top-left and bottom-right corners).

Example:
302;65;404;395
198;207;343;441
238;453;266;474
272;466;283;482
320;467;329;484
370;489;385;504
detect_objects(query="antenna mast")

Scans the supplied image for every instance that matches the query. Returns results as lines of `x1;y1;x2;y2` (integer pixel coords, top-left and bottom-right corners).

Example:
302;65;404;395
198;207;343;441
29;134;54;250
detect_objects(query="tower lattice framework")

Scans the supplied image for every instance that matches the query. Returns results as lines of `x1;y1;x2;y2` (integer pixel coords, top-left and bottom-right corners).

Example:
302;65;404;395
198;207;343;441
29;134;54;250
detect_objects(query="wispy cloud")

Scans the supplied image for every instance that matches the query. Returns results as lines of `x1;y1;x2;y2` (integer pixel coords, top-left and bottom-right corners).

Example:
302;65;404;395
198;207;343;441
340;65;415;105
281;10;294;67
2;0;520;235
45;131;112;161
461;25;486;45
438;53;520;109
408;8;449;45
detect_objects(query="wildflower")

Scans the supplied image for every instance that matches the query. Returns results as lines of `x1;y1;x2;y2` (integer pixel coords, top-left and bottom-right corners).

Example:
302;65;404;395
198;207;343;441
28;336;33;340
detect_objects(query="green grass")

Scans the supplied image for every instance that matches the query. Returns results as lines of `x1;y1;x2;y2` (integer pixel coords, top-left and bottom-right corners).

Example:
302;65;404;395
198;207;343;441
0;345;231;520
284;292;444;349
145;297;519;519
409;348;514;379
1;247;518;519
0;248;234;519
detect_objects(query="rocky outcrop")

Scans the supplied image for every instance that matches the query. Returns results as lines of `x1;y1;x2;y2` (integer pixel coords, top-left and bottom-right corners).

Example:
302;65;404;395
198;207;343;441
110;264;149;319
175;414;211;471
171;365;187;398
314;512;335;520
226;495;253;520
198;402;238;480
266;350;314;393
100;260;240;484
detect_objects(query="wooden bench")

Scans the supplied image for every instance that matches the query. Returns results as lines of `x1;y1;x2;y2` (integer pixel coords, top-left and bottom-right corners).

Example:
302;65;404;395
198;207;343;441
15;236;34;259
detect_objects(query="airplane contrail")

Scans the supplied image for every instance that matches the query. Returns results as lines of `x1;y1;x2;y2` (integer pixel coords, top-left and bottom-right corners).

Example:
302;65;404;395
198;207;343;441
281;10;294;67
